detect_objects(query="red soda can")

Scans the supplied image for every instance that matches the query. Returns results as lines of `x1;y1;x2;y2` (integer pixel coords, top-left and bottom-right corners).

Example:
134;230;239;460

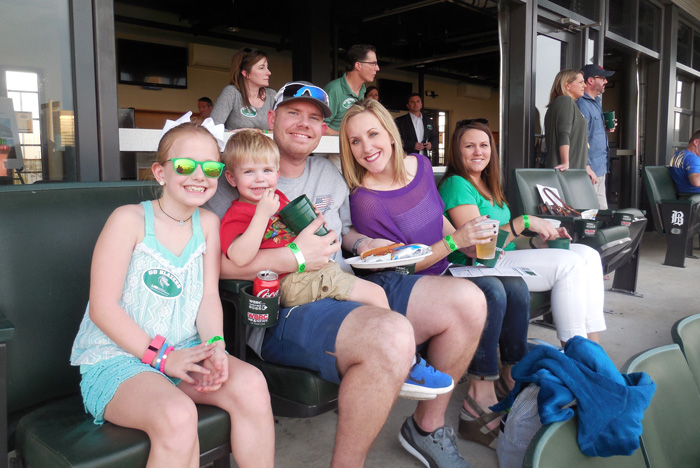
253;270;280;298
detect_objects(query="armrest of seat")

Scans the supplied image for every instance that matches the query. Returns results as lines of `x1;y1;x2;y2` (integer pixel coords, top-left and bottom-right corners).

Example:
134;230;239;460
0;313;16;343
219;280;253;360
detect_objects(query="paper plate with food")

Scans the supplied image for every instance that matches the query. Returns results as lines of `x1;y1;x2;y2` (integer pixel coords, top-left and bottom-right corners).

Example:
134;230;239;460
345;243;432;269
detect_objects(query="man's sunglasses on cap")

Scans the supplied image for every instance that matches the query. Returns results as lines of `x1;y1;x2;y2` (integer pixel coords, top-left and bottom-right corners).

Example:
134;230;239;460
280;82;329;105
165;158;225;178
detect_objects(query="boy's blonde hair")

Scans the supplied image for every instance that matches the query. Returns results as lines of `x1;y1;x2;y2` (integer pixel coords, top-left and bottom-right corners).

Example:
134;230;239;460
222;129;280;171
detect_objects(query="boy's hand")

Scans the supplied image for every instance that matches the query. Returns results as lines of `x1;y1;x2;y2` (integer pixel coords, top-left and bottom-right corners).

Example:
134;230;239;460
256;189;280;220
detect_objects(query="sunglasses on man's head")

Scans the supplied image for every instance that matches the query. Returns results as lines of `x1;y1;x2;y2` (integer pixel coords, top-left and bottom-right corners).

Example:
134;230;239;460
286;84;329;103
165;158;225;178
456;118;489;128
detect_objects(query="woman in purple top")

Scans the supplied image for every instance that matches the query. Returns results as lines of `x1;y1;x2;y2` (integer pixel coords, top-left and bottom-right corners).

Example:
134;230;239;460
339;99;531;449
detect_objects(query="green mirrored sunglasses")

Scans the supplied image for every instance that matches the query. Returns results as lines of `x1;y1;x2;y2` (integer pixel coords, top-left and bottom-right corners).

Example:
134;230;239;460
165;158;225;178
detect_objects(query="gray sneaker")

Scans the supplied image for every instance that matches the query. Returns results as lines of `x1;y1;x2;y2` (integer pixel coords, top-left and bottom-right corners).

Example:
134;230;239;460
398;416;474;468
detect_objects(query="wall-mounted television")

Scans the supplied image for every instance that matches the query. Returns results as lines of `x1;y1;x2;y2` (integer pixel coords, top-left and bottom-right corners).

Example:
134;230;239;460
377;79;413;112
117;39;188;89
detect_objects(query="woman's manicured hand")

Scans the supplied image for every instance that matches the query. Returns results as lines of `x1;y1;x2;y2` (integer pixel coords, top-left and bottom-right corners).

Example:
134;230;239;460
452;215;498;248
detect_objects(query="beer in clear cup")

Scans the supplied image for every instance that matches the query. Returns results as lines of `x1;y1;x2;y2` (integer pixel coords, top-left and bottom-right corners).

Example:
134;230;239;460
475;220;500;259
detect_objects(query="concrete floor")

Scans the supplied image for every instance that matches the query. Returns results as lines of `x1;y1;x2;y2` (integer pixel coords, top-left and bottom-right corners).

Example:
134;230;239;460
244;232;700;468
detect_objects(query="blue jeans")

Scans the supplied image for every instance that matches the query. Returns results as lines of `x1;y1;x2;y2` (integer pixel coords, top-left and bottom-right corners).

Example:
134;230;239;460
463;276;529;377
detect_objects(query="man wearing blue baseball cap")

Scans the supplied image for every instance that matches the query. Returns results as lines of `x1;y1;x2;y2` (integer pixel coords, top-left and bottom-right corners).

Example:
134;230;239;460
577;64;616;209
208;81;485;468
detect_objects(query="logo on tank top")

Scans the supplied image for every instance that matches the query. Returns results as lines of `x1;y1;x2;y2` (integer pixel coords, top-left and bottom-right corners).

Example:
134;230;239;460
143;269;183;298
342;98;356;109
241;107;257;117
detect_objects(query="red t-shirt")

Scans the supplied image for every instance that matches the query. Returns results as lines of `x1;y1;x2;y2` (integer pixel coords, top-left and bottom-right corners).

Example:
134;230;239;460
220;190;295;258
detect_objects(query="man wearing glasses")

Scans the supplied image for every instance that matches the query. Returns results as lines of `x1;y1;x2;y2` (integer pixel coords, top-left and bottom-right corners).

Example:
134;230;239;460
207;81;485;468
323;44;380;135
577;64;616;209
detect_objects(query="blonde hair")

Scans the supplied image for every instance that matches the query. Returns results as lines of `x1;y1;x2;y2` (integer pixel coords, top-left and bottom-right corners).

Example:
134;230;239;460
548;69;583;105
222;129;279;172
339;99;407;191
156;122;220;165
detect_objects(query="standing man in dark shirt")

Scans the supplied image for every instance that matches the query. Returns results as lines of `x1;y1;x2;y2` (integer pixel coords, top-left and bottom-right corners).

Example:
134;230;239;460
395;93;438;160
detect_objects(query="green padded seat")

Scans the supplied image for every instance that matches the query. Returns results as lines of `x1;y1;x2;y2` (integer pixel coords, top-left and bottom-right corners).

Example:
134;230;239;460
16;396;231;468
643;166;700;267
672;314;700;392
0;183;232;467
622;344;700;468
524;417;646;468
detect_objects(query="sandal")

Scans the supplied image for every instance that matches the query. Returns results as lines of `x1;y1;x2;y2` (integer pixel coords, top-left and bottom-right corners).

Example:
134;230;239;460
458;392;503;449
494;373;512;400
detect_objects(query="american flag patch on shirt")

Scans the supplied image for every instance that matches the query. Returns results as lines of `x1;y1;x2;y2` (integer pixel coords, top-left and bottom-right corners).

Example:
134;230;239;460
313;195;333;213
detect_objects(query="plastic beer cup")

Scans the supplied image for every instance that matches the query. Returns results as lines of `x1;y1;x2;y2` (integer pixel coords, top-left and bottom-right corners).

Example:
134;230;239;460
474;219;500;259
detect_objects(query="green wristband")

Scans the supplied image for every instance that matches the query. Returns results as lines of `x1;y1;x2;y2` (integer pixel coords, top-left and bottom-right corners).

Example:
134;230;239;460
522;215;530;229
206;335;224;345
288;242;306;273
444;235;458;252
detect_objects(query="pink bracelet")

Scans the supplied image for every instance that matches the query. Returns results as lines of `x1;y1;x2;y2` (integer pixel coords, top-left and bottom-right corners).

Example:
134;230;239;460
159;346;175;373
141;335;166;365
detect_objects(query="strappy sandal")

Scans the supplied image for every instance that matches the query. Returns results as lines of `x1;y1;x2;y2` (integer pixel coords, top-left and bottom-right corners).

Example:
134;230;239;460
458;392;503;449
494;373;512;400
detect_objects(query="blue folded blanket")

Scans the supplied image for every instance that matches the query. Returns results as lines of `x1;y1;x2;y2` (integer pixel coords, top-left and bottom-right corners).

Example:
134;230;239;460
492;336;656;457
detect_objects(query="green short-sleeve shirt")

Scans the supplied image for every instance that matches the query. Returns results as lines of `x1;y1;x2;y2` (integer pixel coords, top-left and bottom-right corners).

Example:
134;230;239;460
324;73;366;131
439;175;515;264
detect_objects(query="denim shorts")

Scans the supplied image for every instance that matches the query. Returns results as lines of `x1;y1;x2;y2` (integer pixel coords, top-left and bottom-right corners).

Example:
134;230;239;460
261;271;421;383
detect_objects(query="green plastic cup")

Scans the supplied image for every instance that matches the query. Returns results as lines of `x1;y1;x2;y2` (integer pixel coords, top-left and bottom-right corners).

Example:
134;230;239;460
278;194;329;236
603;111;615;130
477;229;510;267
547;238;570;249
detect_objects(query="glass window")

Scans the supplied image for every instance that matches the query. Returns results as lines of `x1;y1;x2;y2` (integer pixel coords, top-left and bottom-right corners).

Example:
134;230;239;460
678;23;692;67
547;0;598;20
693;32;700;72
585;29;598;65
0;0;76;184
676;78;693;109
638;0;660;51
438;111;447;166
609;0;635;41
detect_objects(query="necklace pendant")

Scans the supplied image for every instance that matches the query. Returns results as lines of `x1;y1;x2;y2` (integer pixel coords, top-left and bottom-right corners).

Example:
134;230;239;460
178;220;184;226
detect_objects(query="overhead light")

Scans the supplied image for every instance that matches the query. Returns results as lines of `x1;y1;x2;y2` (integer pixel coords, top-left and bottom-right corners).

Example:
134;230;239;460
227;26;241;32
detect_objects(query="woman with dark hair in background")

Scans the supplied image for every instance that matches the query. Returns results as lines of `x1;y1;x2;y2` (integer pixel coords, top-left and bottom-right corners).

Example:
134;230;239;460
211;48;276;131
365;86;379;101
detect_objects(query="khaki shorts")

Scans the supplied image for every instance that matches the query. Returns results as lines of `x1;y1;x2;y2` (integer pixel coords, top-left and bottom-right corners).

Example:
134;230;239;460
280;262;357;307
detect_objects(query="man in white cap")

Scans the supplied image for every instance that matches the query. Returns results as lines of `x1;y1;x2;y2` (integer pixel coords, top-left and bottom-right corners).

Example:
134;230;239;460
207;81;486;468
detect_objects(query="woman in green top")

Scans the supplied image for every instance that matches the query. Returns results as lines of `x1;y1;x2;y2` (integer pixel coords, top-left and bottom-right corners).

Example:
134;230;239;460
543;69;588;171
439;119;606;348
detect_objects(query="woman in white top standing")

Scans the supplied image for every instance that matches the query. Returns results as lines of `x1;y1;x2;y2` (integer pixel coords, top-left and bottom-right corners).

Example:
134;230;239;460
211;48;276;131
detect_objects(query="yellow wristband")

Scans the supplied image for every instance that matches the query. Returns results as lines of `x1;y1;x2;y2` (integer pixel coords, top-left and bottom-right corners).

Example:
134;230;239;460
444;235;458;252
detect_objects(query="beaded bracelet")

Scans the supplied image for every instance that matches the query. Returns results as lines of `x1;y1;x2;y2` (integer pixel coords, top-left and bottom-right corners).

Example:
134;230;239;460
352;237;369;256
141;335;166;365
159;346;175;373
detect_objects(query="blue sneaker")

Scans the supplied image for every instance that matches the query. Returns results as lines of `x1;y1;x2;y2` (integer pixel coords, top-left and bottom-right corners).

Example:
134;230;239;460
399;416;474;468
399;354;454;400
